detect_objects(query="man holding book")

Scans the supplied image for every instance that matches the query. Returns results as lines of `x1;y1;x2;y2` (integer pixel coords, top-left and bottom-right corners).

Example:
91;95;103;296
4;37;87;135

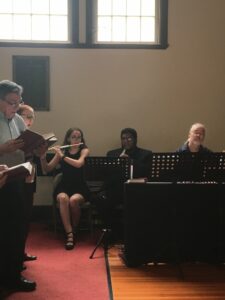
0;80;36;293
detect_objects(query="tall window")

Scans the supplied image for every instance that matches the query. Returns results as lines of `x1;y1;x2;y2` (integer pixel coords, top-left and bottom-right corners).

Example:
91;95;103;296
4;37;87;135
0;0;69;42
87;0;168;48
0;0;168;49
95;0;158;44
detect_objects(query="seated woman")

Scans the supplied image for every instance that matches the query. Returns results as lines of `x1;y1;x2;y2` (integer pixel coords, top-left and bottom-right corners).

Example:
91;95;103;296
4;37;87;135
40;127;90;250
177;122;212;152
17;104;35;129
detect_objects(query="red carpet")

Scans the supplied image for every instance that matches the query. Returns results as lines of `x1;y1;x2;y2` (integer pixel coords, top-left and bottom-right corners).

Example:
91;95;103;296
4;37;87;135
4;223;110;300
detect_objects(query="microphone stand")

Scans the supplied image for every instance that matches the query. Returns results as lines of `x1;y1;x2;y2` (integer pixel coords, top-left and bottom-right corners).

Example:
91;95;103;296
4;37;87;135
89;228;111;259
89;156;133;259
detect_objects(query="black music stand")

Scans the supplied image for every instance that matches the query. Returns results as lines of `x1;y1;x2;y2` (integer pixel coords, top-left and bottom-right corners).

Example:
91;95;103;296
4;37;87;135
199;152;225;183
176;152;213;182
84;157;131;259
149;152;225;182
149;153;179;182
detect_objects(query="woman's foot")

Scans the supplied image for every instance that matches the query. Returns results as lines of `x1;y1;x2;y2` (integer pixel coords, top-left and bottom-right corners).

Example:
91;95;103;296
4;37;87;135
65;232;75;250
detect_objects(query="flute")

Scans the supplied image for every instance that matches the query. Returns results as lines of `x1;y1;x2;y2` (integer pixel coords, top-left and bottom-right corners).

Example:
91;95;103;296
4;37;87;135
48;143;83;150
120;149;126;156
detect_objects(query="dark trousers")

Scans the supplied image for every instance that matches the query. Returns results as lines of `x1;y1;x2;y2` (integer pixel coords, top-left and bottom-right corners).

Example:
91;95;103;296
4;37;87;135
0;181;25;284
22;182;35;256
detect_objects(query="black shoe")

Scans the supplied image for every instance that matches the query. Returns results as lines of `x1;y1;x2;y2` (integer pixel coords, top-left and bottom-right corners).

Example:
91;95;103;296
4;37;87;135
24;253;37;261
3;276;36;292
65;232;75;250
12;276;36;292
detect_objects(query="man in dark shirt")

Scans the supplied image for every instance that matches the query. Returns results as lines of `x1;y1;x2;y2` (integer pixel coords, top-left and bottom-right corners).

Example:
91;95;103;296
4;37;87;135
96;128;152;241
107;127;152;179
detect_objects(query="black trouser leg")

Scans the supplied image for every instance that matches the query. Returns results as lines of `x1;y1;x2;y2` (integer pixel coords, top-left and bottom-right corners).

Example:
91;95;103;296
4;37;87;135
22;183;35;257
0;181;25;284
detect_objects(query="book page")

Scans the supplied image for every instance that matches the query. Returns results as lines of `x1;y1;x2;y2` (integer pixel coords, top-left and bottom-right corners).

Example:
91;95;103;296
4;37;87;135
4;162;33;183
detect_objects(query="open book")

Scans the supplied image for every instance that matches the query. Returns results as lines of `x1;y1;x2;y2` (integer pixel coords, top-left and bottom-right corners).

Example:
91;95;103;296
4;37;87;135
17;129;57;154
3;162;33;183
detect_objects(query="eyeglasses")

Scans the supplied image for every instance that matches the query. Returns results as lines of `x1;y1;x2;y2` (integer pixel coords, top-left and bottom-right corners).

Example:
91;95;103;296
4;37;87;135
4;98;24;108
121;136;133;141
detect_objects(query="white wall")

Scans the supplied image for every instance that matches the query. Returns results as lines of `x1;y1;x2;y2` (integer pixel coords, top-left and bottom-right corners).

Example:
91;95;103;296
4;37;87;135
1;0;225;203
33;176;53;206
1;0;225;154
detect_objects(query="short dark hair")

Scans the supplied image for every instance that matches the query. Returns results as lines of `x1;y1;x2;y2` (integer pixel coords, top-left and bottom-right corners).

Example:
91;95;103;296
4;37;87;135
0;80;23;100
120;128;137;145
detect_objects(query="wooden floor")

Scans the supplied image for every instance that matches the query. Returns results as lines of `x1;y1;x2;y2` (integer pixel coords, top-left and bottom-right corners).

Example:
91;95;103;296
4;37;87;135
107;246;225;300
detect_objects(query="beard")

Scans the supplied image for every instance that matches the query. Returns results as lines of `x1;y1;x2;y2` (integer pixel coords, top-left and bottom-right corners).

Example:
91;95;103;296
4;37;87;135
189;139;202;149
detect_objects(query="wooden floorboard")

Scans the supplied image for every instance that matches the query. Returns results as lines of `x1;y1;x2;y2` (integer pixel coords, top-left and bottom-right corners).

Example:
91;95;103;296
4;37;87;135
107;246;225;300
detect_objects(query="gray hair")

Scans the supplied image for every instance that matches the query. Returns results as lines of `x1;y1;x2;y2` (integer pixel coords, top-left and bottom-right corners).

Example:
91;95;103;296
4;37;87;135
0;80;23;100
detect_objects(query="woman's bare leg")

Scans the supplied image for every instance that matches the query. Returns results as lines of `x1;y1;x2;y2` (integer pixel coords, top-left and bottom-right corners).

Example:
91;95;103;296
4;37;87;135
57;193;72;234
69;194;85;229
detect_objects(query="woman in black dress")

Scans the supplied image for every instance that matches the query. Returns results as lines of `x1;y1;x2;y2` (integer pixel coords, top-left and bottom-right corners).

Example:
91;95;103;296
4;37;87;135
40;127;90;250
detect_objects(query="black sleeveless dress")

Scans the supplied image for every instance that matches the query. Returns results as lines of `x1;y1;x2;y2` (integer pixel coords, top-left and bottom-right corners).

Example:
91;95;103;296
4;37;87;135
53;149;90;200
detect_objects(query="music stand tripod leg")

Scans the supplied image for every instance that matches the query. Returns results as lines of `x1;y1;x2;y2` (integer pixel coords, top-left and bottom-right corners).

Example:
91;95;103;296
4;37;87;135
89;228;110;259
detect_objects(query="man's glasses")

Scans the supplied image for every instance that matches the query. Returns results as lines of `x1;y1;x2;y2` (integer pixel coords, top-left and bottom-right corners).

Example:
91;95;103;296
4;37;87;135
4;98;24;108
121;136;133;141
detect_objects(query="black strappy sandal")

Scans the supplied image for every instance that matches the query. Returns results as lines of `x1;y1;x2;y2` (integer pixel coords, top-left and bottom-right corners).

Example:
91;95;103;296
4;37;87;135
65;231;74;250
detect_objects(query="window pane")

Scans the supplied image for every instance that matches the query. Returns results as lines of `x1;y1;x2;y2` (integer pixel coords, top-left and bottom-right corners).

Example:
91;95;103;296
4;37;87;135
127;0;140;16
141;17;155;42
95;0;159;44
98;16;111;41
112;0;126;16
141;0;155;16
112;16;125;41
0;0;69;42
14;15;31;39
98;0;111;16
50;0;67;15
0;14;12;38
32;15;49;40
32;0;49;14
0;0;12;13
127;17;140;41
50;16;68;41
0;0;167;48
13;0;31;13
93;0;168;46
